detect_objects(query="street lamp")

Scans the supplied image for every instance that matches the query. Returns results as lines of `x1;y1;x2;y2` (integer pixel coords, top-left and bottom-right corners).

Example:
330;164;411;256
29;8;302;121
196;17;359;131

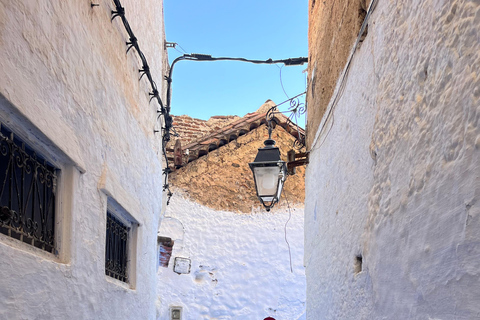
249;113;287;211
249;138;287;211
248;101;310;211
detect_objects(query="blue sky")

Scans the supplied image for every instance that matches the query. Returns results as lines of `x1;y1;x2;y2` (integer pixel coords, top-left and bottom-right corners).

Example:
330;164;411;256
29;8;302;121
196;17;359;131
164;0;308;127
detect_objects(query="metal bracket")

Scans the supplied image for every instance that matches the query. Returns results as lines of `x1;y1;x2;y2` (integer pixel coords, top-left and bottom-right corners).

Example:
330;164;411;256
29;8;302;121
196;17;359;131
165;41;177;49
287;150;309;175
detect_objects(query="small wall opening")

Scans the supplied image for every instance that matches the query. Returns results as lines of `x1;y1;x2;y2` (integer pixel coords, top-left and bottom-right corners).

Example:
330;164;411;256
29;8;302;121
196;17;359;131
170;306;182;320
354;255;363;274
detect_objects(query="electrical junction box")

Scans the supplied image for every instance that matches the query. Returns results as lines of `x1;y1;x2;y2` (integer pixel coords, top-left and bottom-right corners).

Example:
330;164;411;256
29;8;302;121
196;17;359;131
173;257;191;274
170;306;182;320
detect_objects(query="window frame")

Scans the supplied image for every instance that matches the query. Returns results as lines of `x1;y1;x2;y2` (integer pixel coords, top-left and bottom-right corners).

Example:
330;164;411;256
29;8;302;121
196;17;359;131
104;197;138;289
0;124;59;253
0;120;75;263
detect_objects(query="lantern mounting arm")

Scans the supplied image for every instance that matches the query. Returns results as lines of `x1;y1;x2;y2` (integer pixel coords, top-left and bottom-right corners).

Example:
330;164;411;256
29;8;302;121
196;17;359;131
263;92;307;150
264;93;310;176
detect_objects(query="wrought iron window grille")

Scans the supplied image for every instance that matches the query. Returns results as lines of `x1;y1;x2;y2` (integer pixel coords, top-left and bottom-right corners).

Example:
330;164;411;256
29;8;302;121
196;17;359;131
0;124;58;253
105;211;130;283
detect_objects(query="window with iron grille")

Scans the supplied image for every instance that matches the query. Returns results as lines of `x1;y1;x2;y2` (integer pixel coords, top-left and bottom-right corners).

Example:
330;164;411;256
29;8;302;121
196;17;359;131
105;211;130;282
0;124;58;253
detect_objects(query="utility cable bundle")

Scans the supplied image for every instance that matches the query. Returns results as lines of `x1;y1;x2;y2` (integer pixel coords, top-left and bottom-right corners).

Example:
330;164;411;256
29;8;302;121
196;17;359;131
109;0;174;203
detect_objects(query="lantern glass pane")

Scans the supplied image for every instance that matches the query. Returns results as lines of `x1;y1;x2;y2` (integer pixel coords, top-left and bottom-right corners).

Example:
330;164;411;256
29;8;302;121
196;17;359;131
253;166;281;197
261;196;275;202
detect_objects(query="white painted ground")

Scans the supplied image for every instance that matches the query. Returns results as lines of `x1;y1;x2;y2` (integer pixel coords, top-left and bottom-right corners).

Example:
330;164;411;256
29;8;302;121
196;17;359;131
157;191;306;320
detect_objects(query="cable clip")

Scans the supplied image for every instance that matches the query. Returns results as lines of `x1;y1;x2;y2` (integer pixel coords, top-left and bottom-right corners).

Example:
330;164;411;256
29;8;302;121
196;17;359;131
165;42;177;49
111;6;125;21
126;36;138;53
139;64;150;80
149;89;159;102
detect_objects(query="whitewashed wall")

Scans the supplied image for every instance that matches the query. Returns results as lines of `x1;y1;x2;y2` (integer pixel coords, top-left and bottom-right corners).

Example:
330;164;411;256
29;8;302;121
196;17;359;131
0;0;166;319
305;0;480;319
157;191;306;320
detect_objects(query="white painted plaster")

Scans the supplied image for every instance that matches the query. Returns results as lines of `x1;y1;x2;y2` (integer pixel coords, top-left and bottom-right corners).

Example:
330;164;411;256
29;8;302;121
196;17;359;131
157;191;306;320
305;0;480;319
0;0;167;319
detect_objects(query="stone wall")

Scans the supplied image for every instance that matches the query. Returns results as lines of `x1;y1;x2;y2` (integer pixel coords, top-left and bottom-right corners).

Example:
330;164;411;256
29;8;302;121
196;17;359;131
170;124;306;213
0;1;167;319
305;0;480;319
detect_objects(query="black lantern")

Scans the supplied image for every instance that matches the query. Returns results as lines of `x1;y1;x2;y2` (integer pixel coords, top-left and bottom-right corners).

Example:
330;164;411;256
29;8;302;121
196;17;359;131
249;138;287;211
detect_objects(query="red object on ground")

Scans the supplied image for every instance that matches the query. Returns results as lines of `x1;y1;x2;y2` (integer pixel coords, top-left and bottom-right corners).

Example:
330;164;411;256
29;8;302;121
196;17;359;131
264;317;276;320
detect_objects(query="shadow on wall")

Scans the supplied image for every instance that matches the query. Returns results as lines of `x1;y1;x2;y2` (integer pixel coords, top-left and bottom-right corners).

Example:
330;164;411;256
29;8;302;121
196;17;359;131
157;217;187;269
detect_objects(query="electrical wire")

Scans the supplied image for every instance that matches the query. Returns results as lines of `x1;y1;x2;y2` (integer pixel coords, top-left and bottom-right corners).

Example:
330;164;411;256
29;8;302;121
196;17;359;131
283;192;294;273
278;65;290;100
110;0;174;204
173;47;185;55
176;43;187;54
